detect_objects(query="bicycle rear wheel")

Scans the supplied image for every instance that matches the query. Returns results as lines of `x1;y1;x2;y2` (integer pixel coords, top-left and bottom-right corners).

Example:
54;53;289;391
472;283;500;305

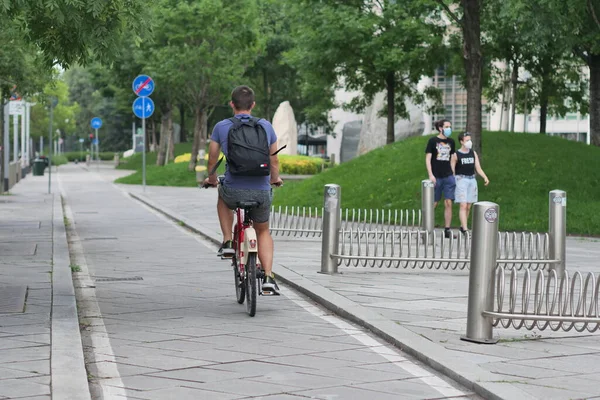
233;257;245;304
245;253;257;317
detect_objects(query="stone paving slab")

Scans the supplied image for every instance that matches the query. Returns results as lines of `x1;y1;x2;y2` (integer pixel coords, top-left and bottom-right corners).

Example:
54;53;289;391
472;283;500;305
0;173;90;400
127;183;600;400
58;164;479;400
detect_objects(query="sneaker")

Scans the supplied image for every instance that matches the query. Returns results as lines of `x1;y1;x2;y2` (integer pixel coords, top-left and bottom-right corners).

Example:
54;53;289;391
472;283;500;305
217;240;234;258
262;274;280;295
444;228;457;239
459;227;468;235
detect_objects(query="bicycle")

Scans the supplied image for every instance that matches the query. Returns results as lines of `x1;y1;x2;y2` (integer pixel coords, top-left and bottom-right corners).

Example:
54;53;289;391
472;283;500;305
204;178;281;317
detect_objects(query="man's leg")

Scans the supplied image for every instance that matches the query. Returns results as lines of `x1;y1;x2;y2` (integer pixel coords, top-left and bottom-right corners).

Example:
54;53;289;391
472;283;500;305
444;199;453;228
254;221;273;276
217;196;234;241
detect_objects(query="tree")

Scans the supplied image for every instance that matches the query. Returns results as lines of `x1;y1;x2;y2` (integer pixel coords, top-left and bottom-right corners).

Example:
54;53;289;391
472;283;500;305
484;0;588;134
544;0;600;146
146;0;263;172
2;0;147;67
288;0;445;144
436;0;484;153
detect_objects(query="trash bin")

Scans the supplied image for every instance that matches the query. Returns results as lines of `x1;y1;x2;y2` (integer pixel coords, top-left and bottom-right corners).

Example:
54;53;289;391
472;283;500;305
33;159;45;176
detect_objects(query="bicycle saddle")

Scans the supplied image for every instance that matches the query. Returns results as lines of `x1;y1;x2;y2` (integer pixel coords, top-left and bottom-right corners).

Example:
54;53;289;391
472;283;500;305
237;201;260;209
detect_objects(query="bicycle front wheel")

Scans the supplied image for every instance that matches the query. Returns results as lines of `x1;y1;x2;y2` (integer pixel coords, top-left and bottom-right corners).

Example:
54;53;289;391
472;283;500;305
245;253;257;317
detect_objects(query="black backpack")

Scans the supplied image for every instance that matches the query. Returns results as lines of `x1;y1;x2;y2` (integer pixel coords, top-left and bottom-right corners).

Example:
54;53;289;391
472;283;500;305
226;117;270;176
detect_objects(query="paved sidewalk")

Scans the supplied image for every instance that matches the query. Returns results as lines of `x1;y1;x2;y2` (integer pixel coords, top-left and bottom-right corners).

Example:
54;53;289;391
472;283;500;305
0;173;89;399
57;164;482;400
128;184;600;400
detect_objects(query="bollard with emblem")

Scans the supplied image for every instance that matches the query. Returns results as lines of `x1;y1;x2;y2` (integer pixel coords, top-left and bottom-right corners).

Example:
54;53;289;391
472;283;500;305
321;184;341;274
461;201;499;344
421;180;435;238
548;190;566;278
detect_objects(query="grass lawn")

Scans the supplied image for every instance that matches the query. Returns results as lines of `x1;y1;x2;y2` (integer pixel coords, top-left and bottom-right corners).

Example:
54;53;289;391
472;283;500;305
116;142;193;170
272;131;600;236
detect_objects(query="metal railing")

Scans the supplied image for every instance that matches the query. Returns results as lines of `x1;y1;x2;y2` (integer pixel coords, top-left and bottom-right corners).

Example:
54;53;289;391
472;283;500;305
461;191;599;343
269;206;421;238
319;184;565;274
333;229;552;271
487;267;600;333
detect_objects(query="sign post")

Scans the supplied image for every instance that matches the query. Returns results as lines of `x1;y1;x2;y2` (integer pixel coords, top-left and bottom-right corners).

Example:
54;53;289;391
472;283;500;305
90;117;102;171
132;75;155;192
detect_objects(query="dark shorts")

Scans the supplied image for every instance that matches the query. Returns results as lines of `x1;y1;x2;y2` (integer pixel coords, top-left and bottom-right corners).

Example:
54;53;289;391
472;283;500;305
218;185;272;223
434;175;456;202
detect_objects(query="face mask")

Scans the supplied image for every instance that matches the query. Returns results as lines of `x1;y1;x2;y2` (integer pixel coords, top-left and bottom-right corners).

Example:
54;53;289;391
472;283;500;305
443;127;452;137
464;140;473;149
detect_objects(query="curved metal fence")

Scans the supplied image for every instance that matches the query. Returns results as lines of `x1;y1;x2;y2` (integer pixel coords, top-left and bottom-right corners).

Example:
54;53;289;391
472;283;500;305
332;229;553;271
486;267;600;333
269;206;421;238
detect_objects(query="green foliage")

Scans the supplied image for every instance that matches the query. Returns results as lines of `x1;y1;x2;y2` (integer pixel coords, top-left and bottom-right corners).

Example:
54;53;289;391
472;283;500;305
29;78;79;141
117;143;193;170
287;0;446;129
62;152;115;162
50;155;69;166
279;155;327;175
2;0;147;67
273;132;600;235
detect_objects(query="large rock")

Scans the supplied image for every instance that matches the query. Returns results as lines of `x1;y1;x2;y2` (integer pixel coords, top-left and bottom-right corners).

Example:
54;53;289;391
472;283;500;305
340;120;362;163
357;92;424;155
272;101;298;155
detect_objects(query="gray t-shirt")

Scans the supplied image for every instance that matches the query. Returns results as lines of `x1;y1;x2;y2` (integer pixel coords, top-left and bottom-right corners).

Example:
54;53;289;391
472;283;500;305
210;113;277;190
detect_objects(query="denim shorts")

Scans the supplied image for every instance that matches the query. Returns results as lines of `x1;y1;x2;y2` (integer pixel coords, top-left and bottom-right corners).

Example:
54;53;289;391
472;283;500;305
218;185;272;223
455;175;478;203
434;175;456;202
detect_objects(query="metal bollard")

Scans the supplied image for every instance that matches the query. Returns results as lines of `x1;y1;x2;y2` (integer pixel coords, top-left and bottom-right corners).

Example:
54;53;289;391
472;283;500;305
421;179;435;238
321;184;341;274
548;190;566;278
461;202;499;344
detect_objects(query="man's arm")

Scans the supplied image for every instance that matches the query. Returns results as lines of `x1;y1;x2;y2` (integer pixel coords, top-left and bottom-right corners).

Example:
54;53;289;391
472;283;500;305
206;140;221;184
425;153;435;184
450;153;457;175
269;142;281;184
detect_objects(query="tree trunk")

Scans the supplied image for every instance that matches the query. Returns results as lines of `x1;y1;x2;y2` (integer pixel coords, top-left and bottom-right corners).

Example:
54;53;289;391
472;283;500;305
590;53;600;146
151;120;157;152
188;107;207;172
179;104;186;142
539;77;549;134
166;111;175;163
386;72;395;145
157;105;172;166
462;0;483;155
264;68;272;121
510;60;518;132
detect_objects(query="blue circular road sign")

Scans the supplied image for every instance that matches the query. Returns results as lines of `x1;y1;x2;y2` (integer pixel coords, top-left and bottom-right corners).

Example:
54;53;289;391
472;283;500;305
133;97;155;119
132;75;155;97
90;117;102;129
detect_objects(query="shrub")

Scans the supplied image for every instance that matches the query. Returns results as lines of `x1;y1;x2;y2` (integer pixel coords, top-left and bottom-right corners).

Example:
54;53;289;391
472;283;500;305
51;155;69;166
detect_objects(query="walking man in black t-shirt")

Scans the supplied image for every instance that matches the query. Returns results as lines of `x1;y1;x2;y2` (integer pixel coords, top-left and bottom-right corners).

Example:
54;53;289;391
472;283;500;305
425;119;456;239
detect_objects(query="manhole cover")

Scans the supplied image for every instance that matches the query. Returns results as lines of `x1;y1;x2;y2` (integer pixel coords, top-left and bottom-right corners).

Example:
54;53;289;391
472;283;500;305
0;243;37;256
0;286;28;313
95;277;143;282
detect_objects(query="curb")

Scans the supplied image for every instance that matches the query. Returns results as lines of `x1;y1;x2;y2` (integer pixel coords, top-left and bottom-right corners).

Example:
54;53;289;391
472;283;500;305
51;192;92;400
129;192;538;400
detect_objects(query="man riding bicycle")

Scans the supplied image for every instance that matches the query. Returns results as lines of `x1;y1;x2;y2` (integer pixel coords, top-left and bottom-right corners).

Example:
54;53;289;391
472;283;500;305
203;85;283;294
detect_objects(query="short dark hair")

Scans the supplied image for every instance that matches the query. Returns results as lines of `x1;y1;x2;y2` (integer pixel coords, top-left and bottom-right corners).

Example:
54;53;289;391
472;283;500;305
434;119;450;132
231;85;255;111
458;132;471;142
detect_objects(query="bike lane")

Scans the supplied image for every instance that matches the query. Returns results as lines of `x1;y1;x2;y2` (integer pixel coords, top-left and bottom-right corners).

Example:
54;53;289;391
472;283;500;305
59;164;478;400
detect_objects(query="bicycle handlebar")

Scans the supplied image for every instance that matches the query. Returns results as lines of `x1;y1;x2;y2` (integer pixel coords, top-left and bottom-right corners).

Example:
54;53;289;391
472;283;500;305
202;180;283;189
